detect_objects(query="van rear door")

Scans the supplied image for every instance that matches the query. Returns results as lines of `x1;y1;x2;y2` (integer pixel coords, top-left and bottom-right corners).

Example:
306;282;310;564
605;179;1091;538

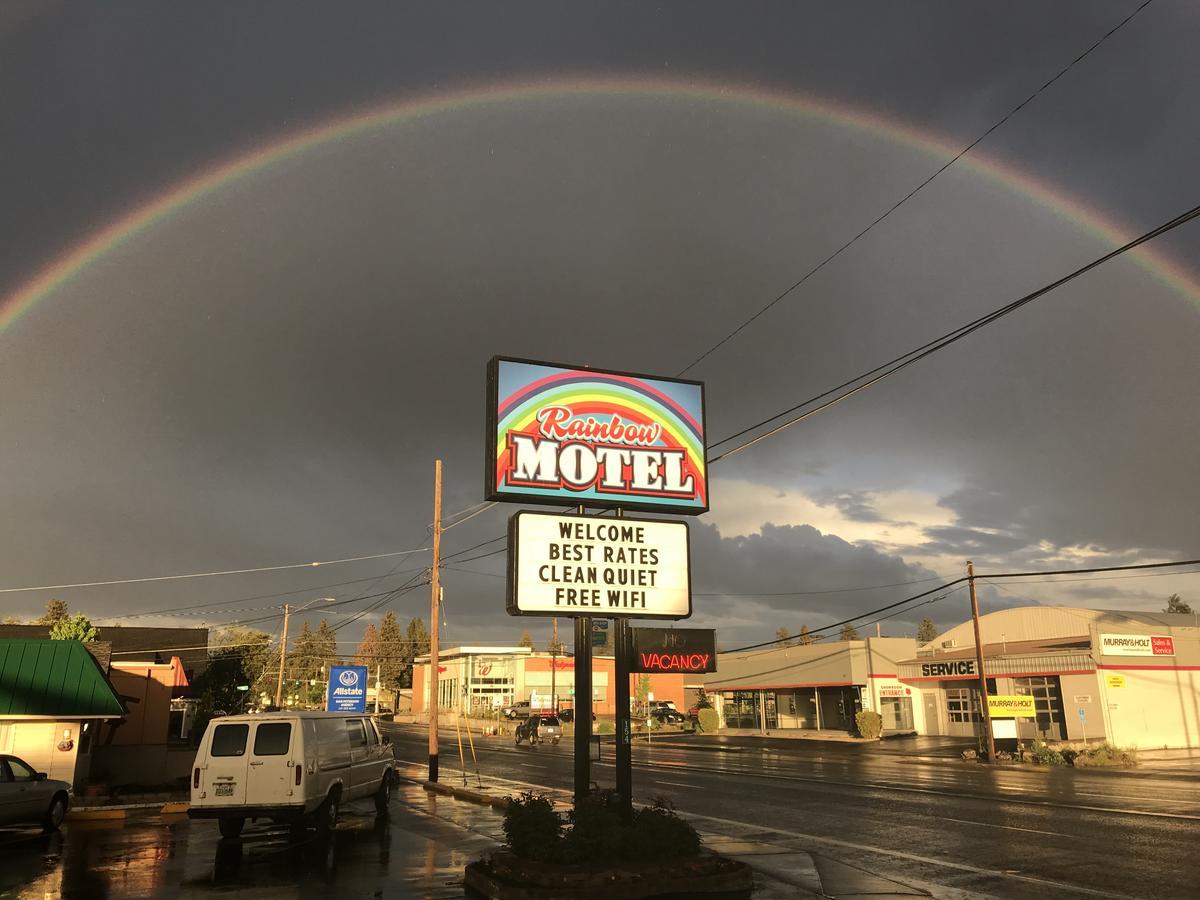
246;720;296;806
202;721;252;806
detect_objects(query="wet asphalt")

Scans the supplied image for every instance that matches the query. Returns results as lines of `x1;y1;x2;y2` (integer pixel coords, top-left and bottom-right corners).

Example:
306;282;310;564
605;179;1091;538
1;726;1197;899
387;724;1200;900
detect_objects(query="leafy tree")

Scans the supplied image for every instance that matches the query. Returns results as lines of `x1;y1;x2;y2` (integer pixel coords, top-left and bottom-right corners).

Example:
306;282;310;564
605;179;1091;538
519;630;534;649
839;623;860;642
377;611;405;697
354;623;380;668
403;617;431;687
1165;594;1193;615
634;674;652;715
50;614;98;642
193;628;273;721
775;627;794;647
36;599;69;627
916;617;939;644
798;625;821;645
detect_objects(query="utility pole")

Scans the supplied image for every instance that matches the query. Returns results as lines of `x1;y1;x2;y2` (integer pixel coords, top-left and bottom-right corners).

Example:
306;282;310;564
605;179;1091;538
275;603;290;708
428;459;443;782
551;618;558;713
967;561;997;763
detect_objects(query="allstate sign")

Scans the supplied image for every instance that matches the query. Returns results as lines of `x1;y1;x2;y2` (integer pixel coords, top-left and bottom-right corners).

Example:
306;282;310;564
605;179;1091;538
326;665;369;713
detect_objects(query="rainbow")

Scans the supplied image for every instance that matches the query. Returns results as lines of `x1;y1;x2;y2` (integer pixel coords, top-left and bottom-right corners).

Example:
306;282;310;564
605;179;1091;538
2;74;1198;338
494;367;707;508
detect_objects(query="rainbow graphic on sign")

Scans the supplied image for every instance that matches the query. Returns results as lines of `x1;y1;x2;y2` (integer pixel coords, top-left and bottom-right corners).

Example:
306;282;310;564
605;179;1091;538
487;358;707;514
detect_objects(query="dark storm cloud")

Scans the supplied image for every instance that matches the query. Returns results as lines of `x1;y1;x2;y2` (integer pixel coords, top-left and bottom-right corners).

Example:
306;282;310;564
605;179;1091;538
1;2;1198;646
810;489;885;523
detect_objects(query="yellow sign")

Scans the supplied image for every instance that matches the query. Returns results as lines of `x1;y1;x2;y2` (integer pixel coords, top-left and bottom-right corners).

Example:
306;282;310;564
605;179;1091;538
1106;674;1126;689
987;695;1036;717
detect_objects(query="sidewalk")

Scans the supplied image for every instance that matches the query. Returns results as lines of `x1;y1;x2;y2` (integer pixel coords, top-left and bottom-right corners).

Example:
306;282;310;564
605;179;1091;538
399;764;935;899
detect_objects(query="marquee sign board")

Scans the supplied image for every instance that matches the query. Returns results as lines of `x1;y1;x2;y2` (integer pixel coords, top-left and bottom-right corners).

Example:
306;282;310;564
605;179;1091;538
506;511;691;619
486;357;708;515
628;627;716;673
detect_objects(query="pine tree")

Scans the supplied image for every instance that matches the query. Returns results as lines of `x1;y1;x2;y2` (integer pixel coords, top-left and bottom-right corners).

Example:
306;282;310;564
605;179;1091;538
1165;594;1193;614
402;617;430;687
354;624;380;668
519;630;534;649
289;622;323;707
839;623;860;641
36;599;69;628
378;611;405;696
798;625;820;645
916;617;939;644
775;627;794;647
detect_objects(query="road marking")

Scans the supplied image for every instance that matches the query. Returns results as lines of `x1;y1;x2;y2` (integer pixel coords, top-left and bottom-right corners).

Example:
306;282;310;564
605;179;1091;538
652;780;696;789
937;815;1072;838
679;809;1139;900
520;763;548;769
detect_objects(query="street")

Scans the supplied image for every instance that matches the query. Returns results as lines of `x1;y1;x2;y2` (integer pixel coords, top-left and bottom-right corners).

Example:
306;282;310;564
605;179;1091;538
384;724;1200;899
0;783;499;899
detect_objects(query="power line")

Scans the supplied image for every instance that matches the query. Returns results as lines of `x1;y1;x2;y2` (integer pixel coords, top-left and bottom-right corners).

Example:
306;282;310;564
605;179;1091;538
676;0;1158;376
99;567;430;621
725;556;1200;653
708;201;1200;462
0;547;430;595
694;575;947;598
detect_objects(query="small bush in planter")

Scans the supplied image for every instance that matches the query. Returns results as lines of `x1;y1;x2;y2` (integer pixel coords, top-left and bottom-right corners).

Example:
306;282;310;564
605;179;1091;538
560;790;625;864
855;710;883;740
624;796;701;861
503;792;562;861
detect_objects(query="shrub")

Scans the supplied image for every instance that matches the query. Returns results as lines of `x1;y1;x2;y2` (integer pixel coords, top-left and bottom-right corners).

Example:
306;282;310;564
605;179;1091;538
502;792;562;861
625;797;701;861
1073;742;1137;768
855;710;883;740
596;721;615;734
1031;740;1066;766
561;790;624;864
697;708;719;733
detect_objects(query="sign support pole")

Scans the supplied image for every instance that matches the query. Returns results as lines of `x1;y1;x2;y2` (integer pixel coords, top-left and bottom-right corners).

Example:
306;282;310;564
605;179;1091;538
967;560;996;764
573;507;593;804
428;459;443;783
614;615;632;823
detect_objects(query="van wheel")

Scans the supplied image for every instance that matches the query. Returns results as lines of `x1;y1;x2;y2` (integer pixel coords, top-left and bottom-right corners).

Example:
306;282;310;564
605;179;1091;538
374;777;391;814
42;793;68;832
317;792;339;836
218;816;245;839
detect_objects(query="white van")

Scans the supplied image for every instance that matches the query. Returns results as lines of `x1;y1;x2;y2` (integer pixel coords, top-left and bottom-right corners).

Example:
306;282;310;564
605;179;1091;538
188;711;395;838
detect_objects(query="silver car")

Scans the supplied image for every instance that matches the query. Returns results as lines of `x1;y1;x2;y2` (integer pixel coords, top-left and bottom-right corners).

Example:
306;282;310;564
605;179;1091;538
0;755;71;831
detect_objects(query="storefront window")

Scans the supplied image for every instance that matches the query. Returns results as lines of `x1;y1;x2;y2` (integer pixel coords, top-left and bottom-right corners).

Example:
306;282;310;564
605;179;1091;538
946;688;977;723
1015;676;1064;735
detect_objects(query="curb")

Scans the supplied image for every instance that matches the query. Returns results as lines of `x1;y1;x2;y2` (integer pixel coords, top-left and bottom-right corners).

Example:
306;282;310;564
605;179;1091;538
422;780;512;810
71;800;190;816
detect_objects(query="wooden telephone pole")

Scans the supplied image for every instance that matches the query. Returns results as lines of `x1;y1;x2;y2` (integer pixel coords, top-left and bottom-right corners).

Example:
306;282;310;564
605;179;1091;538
967;560;997;763
274;603;290;708
428;460;443;782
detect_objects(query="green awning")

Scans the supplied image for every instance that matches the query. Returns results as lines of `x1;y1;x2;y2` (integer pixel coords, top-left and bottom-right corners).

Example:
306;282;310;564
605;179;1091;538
0;640;125;718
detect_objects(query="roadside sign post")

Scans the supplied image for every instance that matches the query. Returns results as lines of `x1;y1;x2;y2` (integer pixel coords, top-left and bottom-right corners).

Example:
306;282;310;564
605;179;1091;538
487;357;706;812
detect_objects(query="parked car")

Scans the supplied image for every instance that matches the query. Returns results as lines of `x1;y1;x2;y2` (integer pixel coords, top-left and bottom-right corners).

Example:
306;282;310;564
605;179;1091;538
0;755;70;831
188;711;395;839
502;702;532;720
687;699;713;718
515;715;562;746
651;708;686;725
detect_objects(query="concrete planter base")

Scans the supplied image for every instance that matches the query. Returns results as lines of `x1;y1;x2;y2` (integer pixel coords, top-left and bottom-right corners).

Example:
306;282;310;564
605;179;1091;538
464;850;753;899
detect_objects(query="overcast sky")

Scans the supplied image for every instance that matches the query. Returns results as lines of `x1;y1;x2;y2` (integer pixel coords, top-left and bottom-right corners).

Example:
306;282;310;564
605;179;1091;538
1;2;1197;652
